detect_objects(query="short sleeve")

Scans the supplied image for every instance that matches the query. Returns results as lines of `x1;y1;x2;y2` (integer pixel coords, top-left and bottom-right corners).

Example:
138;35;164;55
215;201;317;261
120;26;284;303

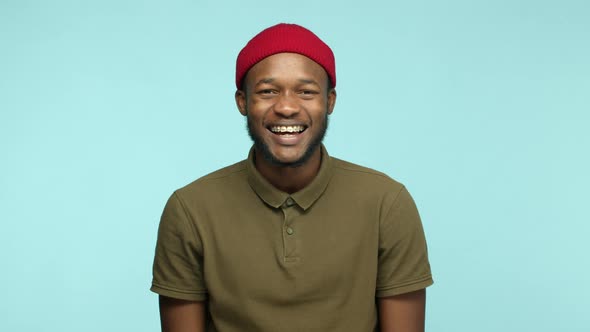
376;186;433;297
150;192;208;301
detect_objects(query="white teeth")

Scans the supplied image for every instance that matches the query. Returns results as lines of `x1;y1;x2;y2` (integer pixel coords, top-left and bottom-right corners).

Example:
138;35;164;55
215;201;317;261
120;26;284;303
270;125;305;133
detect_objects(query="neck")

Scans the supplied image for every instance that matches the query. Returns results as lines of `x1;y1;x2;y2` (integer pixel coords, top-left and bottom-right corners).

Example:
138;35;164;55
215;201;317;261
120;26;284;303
254;147;322;194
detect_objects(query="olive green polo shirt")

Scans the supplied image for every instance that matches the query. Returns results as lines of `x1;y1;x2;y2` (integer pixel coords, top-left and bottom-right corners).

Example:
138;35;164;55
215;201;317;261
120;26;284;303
151;146;433;332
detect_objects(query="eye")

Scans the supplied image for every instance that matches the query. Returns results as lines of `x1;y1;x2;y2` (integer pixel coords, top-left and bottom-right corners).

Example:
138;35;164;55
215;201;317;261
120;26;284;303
256;89;277;95
298;89;319;98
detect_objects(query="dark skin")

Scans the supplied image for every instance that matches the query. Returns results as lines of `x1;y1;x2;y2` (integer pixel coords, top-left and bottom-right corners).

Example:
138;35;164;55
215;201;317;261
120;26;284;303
159;296;206;332
379;289;427;331
236;53;336;193
159;53;427;332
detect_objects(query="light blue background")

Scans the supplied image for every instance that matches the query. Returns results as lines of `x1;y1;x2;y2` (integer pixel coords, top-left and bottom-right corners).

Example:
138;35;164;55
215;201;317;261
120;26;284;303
1;0;589;331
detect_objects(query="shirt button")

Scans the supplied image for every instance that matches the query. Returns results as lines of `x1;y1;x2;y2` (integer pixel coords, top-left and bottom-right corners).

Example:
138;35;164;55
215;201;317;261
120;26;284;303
286;227;294;235
285;197;295;207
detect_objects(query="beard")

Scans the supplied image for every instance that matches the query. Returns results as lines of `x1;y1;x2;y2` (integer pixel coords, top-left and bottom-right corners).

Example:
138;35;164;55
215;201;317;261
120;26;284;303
246;112;329;168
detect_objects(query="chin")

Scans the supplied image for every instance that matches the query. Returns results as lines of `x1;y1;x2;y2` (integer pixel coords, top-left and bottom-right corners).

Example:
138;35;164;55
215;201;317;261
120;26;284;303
273;154;305;166
247;116;328;168
266;147;309;167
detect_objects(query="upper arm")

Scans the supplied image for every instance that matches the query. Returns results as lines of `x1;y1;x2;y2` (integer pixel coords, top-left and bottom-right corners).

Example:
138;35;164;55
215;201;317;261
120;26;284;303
376;186;433;297
159;296;206;332
152;193;208;330
378;289;426;332
151;192;207;301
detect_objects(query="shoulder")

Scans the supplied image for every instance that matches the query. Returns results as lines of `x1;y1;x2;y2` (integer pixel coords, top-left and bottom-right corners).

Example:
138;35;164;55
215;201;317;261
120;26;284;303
330;157;405;193
327;156;417;222
174;159;249;201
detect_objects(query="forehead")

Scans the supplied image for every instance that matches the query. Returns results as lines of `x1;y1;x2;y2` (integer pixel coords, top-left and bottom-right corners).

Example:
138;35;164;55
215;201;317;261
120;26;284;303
245;53;328;86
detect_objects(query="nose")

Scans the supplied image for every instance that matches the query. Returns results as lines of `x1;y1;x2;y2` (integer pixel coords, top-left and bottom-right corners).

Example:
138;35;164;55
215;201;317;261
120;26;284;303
273;92;300;117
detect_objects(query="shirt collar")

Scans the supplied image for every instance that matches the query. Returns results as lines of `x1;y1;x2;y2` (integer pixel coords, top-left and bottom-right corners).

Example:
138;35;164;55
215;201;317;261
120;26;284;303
246;145;333;211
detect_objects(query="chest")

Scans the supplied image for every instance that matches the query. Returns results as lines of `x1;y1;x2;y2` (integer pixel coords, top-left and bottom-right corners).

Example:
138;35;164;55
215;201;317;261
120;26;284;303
197;198;380;302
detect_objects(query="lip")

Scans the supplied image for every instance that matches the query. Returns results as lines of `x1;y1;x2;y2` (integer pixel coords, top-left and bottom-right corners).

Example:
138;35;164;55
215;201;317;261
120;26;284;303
266;122;308;129
267;127;307;146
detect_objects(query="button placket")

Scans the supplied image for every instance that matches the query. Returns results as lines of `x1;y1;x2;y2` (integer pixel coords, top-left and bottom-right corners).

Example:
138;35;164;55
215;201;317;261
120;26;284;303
281;197;299;262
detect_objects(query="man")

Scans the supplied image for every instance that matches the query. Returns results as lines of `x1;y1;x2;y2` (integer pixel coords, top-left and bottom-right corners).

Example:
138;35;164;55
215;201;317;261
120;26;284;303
151;23;433;332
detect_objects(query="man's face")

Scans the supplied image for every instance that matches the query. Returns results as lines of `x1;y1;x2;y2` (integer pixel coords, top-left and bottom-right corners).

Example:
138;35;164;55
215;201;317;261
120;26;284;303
236;53;336;167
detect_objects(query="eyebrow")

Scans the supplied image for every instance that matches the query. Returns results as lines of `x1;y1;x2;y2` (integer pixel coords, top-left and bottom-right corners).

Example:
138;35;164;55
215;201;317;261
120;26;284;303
298;78;320;86
254;78;320;87
254;78;275;86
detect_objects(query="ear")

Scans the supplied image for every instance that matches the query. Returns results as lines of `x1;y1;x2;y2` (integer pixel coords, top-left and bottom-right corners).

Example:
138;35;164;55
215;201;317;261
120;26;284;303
327;88;337;115
235;90;247;116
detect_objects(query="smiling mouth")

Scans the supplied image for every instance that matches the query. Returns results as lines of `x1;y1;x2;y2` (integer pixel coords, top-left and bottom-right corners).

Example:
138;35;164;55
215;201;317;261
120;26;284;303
268;125;307;135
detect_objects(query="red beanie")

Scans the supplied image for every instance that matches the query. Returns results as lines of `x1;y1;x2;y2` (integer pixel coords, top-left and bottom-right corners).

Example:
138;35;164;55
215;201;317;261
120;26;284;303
235;23;336;89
